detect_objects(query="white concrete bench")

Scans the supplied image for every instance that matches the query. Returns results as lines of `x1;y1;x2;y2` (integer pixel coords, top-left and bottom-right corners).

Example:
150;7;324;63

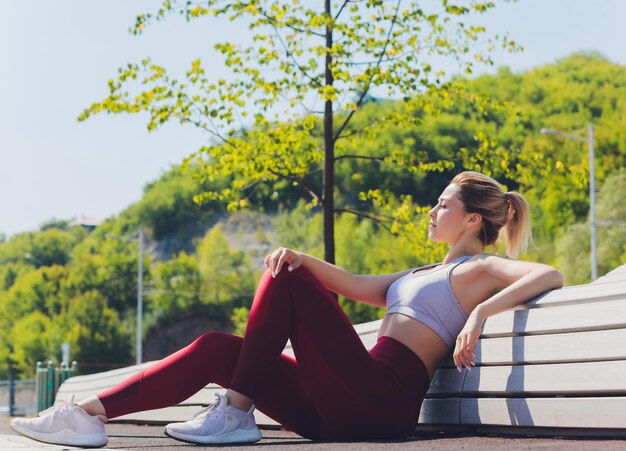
57;263;626;437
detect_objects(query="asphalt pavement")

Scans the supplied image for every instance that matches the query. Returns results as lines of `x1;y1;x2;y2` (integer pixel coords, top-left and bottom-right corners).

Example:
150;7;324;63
3;417;626;450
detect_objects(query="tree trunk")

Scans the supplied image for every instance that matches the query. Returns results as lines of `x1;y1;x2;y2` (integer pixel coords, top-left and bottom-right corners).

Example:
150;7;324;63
323;0;335;265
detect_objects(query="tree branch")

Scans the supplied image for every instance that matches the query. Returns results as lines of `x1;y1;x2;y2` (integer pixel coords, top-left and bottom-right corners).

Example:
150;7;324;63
267;168;323;206
334;208;392;229
334;154;386;162
334;0;350;20
270;23;324;89
239;180;264;204
256;6;325;37
179;116;236;147
333;0;402;143
333;116;385;141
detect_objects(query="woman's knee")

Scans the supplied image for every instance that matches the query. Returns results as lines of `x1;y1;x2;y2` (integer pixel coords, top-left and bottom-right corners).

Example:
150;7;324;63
263;265;324;293
262;264;296;282
252;265;332;316
256;265;306;302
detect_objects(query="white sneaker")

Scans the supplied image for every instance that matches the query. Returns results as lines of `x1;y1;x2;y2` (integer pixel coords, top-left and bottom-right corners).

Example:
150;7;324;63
10;395;108;447
165;393;262;444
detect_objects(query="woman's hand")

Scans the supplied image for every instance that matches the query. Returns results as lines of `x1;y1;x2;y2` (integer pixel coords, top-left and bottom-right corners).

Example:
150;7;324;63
264;247;303;278
453;312;484;372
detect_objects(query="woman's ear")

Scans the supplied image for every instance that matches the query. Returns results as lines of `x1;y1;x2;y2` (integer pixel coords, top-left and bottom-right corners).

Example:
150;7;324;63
466;213;483;227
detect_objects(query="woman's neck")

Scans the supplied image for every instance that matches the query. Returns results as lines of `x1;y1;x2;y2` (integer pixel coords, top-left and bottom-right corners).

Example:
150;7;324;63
443;240;484;264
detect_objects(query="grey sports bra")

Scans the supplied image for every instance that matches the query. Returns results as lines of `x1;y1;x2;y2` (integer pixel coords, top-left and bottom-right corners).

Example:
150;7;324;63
385;256;472;347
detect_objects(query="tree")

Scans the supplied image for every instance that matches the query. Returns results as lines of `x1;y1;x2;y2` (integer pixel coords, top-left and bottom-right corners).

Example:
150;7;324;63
555;222;590;285
131;166;225;240
230;306;250;337
0;262;34;291
8;311;54;377
555;168;626;284
149;251;202;319
39;218;71;232
0;229;80;268
2;265;69;321
597;169;626;273
196;224;255;303
64;291;132;370
92;238;147;312
80;0;520;264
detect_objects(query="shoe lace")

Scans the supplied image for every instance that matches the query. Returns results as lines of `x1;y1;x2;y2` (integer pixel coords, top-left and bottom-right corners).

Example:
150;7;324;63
38;394;76;428
193;394;233;422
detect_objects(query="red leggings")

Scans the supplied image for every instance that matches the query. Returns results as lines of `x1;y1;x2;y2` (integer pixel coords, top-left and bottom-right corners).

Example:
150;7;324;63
97;266;430;440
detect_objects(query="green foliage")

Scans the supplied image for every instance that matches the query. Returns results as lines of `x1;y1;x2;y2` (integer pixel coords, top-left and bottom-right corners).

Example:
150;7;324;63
469;53;626;240
197;224;255;303
8;311;54;377
0;224;142;376
90;240;144;312
230;307;249;337
79;0;523;262
148;251;202;319
131;168;225;240
2;265;69;322
0;228;82;268
39;218;71;232
556;168;626;284
555;223;590;285
63;291;131;370
272;200;324;253
0;262;35;291
144;221;260;336
596;169;626;273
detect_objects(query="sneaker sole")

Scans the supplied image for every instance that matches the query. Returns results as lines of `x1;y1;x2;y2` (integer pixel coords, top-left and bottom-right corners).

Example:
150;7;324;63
164;426;262;445
10;422;108;448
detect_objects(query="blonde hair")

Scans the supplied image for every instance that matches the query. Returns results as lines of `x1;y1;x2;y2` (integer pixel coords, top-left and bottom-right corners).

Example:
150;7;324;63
451;171;533;258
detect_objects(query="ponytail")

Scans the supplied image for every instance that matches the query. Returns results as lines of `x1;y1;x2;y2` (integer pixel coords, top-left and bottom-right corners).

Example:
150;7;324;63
502;191;533;259
451;171;533;259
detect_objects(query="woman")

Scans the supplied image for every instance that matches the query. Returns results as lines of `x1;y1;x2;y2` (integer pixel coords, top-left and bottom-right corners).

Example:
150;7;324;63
11;171;563;447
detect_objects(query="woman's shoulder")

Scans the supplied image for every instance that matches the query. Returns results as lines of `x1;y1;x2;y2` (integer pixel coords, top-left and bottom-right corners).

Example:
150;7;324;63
465;253;560;284
463;253;518;276
465;253;510;266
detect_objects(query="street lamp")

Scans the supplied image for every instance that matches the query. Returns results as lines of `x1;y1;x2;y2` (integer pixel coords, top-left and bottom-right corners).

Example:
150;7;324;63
540;123;597;281
105;229;144;364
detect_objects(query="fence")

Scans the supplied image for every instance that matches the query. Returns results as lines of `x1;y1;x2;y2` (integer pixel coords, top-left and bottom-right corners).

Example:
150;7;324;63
36;361;79;412
0;378;36;417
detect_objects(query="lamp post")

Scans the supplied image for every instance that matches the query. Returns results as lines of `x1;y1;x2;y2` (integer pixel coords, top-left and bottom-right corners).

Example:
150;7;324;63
540;124;597;281
105;229;144;364
136;229;143;365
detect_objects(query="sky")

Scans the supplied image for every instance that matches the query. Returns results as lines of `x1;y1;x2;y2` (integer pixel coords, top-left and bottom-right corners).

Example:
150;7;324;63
1;0;625;238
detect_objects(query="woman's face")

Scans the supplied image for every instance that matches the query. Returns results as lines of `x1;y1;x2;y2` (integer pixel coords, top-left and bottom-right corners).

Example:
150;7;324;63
427;184;472;243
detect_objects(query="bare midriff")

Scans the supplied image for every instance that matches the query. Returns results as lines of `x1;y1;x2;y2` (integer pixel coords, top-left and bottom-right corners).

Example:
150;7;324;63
378;312;450;379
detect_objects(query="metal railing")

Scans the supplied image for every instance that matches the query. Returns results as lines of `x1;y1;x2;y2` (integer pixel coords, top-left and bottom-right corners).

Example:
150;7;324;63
0;378;36;417
36;361;79;412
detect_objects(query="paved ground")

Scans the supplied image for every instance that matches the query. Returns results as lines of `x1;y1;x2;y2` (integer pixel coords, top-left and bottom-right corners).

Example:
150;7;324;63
3;417;626;450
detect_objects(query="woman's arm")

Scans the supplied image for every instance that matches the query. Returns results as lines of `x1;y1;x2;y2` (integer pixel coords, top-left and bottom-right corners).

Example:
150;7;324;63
453;256;564;371
474;256;564;318
265;247;411;307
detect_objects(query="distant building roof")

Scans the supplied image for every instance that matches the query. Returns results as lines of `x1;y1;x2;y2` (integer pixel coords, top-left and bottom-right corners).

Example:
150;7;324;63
68;216;104;228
